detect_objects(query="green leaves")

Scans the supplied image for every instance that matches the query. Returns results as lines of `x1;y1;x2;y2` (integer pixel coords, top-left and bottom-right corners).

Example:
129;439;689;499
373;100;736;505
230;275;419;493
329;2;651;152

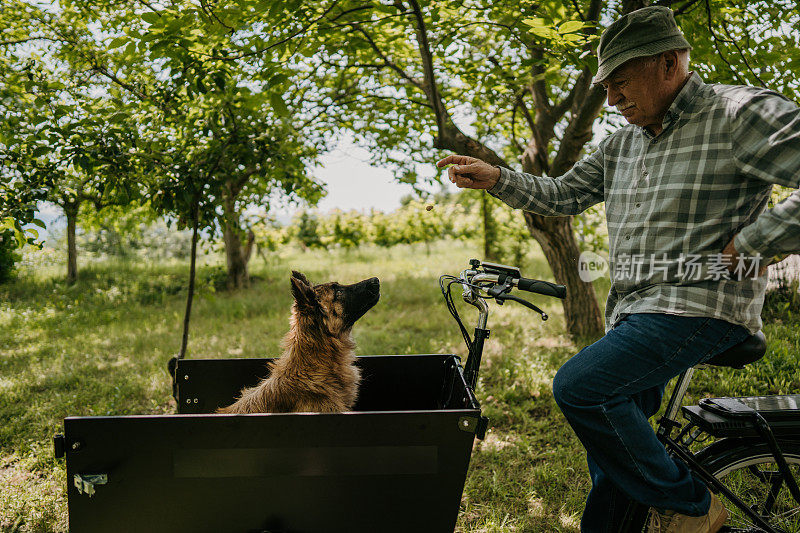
679;0;800;103
108;36;128;49
268;73;289;88
522;18;559;39
0;217;38;249
141;11;160;25
521;16;592;49
0;218;16;234
558;20;585;34
269;92;289;117
30;146;50;158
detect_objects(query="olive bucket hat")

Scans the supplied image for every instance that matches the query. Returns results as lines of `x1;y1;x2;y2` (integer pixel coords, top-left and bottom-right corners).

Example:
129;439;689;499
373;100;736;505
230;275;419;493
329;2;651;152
592;6;692;84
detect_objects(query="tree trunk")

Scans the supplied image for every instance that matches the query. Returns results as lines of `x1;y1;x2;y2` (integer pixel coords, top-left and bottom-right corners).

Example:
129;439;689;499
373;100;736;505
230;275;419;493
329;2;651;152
516;83;608;340
222;221;250;290
221;184;251;290
179;204;200;360
64;201;79;285
242;228;255;266
523;213;604;339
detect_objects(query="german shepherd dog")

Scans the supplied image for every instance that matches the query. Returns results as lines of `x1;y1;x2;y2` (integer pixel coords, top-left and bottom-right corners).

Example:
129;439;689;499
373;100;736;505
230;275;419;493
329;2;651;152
217;271;380;414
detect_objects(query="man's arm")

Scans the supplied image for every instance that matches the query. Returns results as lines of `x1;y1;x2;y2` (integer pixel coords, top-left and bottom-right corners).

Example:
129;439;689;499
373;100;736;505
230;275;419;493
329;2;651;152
437;147;605;216
729;90;800;262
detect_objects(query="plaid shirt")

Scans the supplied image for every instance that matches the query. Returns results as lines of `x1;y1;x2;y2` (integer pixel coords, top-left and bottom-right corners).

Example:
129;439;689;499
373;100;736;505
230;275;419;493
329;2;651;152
489;72;800;334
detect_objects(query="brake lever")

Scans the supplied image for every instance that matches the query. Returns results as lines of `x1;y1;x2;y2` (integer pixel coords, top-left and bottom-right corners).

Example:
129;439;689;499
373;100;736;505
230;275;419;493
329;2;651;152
487;274;513;298
495;293;549;321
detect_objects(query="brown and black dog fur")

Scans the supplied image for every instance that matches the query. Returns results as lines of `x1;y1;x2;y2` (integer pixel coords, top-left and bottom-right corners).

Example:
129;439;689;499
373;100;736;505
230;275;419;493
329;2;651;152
216;271;380;414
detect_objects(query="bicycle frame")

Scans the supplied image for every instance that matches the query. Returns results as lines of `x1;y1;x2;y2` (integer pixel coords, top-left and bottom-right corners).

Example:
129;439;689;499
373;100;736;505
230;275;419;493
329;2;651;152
460;269;492;390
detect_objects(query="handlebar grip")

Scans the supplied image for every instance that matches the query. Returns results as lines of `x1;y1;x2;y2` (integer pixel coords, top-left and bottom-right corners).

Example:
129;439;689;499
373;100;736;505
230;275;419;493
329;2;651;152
517;278;567;299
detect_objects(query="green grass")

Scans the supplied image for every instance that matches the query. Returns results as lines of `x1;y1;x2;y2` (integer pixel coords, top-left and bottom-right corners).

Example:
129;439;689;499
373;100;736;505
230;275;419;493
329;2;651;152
1;241;798;532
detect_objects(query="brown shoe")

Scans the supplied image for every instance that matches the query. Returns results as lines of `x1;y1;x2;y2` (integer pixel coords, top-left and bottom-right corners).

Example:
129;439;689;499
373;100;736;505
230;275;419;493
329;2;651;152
647;492;728;532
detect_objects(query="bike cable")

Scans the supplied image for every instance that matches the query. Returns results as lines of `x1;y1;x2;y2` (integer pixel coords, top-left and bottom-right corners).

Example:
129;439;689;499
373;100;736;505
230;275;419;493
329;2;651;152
439;274;475;354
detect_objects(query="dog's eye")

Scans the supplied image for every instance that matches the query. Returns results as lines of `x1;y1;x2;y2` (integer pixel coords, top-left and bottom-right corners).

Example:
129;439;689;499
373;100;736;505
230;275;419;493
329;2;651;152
335;289;344;300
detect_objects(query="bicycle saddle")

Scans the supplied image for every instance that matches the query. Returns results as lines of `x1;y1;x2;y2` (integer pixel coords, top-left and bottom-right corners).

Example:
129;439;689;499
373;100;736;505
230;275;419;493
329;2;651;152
703;330;767;369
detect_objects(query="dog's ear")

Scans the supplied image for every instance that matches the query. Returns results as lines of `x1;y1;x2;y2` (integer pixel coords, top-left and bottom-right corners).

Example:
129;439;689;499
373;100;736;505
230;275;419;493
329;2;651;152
290;271;316;309
291;270;311;286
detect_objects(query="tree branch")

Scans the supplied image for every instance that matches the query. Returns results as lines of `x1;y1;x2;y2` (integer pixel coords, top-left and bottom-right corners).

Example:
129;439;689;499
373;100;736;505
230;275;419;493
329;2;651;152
652;0;702;15
326;4;373;22
134;0;160;12
0;37;47;46
552;84;578;120
199;0;237;33
530;48;552;118
586;0;603;21
622;0;650;12
543;0;614;176
570;0;586;21
88;60;151;103
702;0;748;85
199;0;342;60
318;10;413;31
351;23;423;88
405;0;449;134
713;0;768;88
516;93;537;134
550;83;606;176
510;101;525;153
672;0;703;16
433;20;526;47
518;95;552;175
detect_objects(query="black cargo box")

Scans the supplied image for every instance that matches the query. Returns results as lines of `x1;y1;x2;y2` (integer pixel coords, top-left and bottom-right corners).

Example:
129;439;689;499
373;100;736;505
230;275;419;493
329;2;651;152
57;354;486;533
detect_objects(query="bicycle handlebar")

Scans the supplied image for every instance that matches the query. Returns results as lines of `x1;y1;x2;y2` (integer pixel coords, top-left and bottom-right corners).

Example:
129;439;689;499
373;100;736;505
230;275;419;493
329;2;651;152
464;270;567;300
517;278;567;299
445;259;567;390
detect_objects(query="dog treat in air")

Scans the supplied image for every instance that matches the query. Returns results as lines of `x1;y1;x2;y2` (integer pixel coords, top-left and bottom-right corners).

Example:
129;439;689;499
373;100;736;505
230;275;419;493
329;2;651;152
426;204;434;211
216;271;380;414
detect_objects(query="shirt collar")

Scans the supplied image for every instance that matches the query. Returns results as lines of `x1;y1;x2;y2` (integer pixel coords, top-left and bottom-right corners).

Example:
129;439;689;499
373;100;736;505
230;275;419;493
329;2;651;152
642;71;703;138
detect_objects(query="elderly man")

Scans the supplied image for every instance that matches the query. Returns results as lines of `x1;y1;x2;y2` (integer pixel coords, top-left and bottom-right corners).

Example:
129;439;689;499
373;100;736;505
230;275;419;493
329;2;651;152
437;6;800;533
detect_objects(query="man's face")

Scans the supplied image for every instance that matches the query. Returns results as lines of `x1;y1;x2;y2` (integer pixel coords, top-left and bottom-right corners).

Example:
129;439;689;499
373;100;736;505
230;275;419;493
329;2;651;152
601;55;670;131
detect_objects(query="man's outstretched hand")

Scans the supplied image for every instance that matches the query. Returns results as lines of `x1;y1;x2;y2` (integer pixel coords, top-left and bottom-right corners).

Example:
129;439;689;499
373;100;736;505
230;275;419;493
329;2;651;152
436;155;501;190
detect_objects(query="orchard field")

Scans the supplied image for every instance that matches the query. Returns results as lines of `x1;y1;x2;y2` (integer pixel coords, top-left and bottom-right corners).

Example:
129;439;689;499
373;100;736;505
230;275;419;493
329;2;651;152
4;0;800;530
2;238;798;532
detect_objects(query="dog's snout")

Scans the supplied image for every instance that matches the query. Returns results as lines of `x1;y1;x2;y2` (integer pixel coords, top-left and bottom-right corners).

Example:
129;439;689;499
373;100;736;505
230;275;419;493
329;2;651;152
354;277;380;295
341;277;380;329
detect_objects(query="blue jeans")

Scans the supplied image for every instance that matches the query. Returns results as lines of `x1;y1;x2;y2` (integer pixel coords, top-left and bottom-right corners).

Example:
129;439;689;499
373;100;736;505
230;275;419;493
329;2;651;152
552;313;750;533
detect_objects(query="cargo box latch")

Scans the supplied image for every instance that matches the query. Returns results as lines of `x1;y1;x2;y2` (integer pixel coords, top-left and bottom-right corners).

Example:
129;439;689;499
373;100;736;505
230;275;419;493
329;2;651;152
74;474;108;497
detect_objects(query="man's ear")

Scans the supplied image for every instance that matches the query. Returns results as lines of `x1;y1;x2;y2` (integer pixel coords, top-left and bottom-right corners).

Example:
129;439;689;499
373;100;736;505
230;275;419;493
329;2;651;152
290;271;316;308
661;50;679;80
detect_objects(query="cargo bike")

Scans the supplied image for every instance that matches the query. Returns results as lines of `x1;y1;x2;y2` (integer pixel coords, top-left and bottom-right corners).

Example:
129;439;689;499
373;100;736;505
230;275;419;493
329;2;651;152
55;259;800;532
54;259;566;532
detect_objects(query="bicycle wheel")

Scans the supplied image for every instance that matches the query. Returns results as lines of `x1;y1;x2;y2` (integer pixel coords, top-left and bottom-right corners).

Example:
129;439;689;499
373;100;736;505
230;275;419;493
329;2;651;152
699;441;800;532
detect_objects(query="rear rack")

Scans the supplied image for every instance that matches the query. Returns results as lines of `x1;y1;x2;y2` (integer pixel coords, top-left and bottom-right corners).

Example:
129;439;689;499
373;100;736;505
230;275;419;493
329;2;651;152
682;394;800;438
